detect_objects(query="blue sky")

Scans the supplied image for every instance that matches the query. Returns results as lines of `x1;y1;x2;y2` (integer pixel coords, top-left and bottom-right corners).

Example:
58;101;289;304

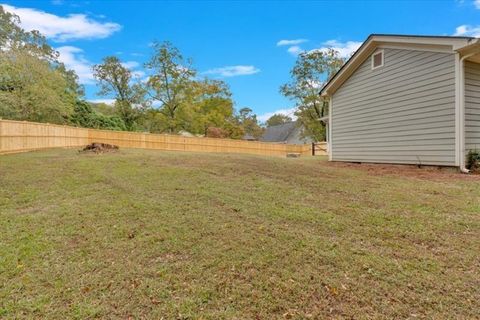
3;0;480;121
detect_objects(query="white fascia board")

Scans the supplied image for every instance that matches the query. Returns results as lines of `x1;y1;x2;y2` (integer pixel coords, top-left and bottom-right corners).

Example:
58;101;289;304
371;35;472;50
321;38;376;96
376;43;454;53
322;35;476;97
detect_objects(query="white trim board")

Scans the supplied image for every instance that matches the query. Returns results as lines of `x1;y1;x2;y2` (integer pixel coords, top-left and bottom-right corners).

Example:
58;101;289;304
377;44;454;54
328;96;333;161
321;35;478;97
454;52;461;166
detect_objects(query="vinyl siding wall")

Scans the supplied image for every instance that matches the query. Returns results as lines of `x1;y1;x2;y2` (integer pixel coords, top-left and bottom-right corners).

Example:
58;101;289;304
465;61;480;152
331;48;456;166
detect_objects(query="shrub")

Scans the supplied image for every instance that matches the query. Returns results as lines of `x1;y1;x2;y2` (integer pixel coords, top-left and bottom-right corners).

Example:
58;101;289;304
70;100;126;131
466;149;480;172
206;127;229;138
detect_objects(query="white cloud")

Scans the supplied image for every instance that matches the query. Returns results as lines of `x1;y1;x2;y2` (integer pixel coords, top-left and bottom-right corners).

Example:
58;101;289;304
88;98;115;105
56;46;94;84
287;45;303;56
203;65;260;77
56;50;145;85
132;70;146;79
121;61;140;69
151;100;163;108
278;39;309;56
257;107;297;122
454;24;480;37
280;39;361;58
314;40;362;58
2;4;121;42
118;61;145;79
475;0;480;9
306;79;324;89
277;39;308;46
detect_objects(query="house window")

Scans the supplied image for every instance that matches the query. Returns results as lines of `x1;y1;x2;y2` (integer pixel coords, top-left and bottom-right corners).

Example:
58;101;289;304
371;51;384;69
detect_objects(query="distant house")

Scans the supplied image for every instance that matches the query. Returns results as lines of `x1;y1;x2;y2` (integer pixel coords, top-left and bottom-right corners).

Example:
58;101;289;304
260;121;313;145
320;34;480;171
242;134;257;141
178;130;204;138
178;130;195;137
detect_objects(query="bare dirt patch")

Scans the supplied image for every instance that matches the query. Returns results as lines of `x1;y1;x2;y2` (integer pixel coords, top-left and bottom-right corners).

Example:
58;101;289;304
81;142;119;154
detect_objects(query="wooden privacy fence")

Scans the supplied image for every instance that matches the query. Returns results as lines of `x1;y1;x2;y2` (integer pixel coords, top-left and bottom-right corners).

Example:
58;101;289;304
312;142;328;156
0;119;325;157
0;120;89;154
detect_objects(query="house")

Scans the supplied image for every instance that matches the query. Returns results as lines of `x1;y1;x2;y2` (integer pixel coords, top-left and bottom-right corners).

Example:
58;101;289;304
242;134;257;141
260;121;313;145
178;130;204;138
320;34;480;171
178;130;196;137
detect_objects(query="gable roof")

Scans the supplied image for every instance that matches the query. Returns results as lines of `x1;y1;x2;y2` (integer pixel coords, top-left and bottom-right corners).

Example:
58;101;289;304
260;121;299;142
320;34;479;97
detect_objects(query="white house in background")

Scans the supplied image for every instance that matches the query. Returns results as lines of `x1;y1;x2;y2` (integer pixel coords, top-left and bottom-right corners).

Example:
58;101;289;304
320;34;480;172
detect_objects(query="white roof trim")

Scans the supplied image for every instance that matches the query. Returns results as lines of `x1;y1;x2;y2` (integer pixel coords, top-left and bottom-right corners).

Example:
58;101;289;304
319;116;329;123
320;34;479;97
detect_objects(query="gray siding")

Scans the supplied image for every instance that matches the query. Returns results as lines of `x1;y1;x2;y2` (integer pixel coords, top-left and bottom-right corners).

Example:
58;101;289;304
331;48;456;166
465;61;480;152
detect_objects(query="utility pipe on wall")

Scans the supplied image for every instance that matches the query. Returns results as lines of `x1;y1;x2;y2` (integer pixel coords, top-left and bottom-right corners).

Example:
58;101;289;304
459;51;477;173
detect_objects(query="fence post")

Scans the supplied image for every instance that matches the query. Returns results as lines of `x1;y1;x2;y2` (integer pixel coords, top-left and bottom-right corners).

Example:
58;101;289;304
312;142;315;156
0;120;2;153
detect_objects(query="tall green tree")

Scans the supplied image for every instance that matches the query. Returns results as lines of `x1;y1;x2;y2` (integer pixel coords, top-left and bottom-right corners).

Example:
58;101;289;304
265;113;293;127
0;5;82;123
0;6;57;61
280;48;344;141
186;79;241;136
0;50;76;123
93;56;145;130
144;41;196;133
236;107;264;139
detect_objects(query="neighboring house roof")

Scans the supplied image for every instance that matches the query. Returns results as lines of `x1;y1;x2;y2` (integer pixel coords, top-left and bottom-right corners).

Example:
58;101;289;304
260;121;313;144
261;122;298;142
320;34;480;97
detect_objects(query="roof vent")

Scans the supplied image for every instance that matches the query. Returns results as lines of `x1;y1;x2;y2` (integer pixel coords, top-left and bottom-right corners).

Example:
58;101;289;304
372;51;384;70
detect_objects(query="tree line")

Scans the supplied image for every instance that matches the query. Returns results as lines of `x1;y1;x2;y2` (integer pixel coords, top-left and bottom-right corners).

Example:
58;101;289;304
0;5;344;141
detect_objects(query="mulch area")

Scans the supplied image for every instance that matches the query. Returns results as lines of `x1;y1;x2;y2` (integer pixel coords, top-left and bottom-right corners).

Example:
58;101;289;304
325;161;480;181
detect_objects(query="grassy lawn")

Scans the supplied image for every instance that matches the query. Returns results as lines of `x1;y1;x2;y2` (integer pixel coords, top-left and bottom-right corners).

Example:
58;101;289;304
1;149;479;319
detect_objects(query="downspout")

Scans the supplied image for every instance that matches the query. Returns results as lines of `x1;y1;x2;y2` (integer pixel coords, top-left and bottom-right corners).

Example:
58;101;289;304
328;96;333;161
459;52;477;173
